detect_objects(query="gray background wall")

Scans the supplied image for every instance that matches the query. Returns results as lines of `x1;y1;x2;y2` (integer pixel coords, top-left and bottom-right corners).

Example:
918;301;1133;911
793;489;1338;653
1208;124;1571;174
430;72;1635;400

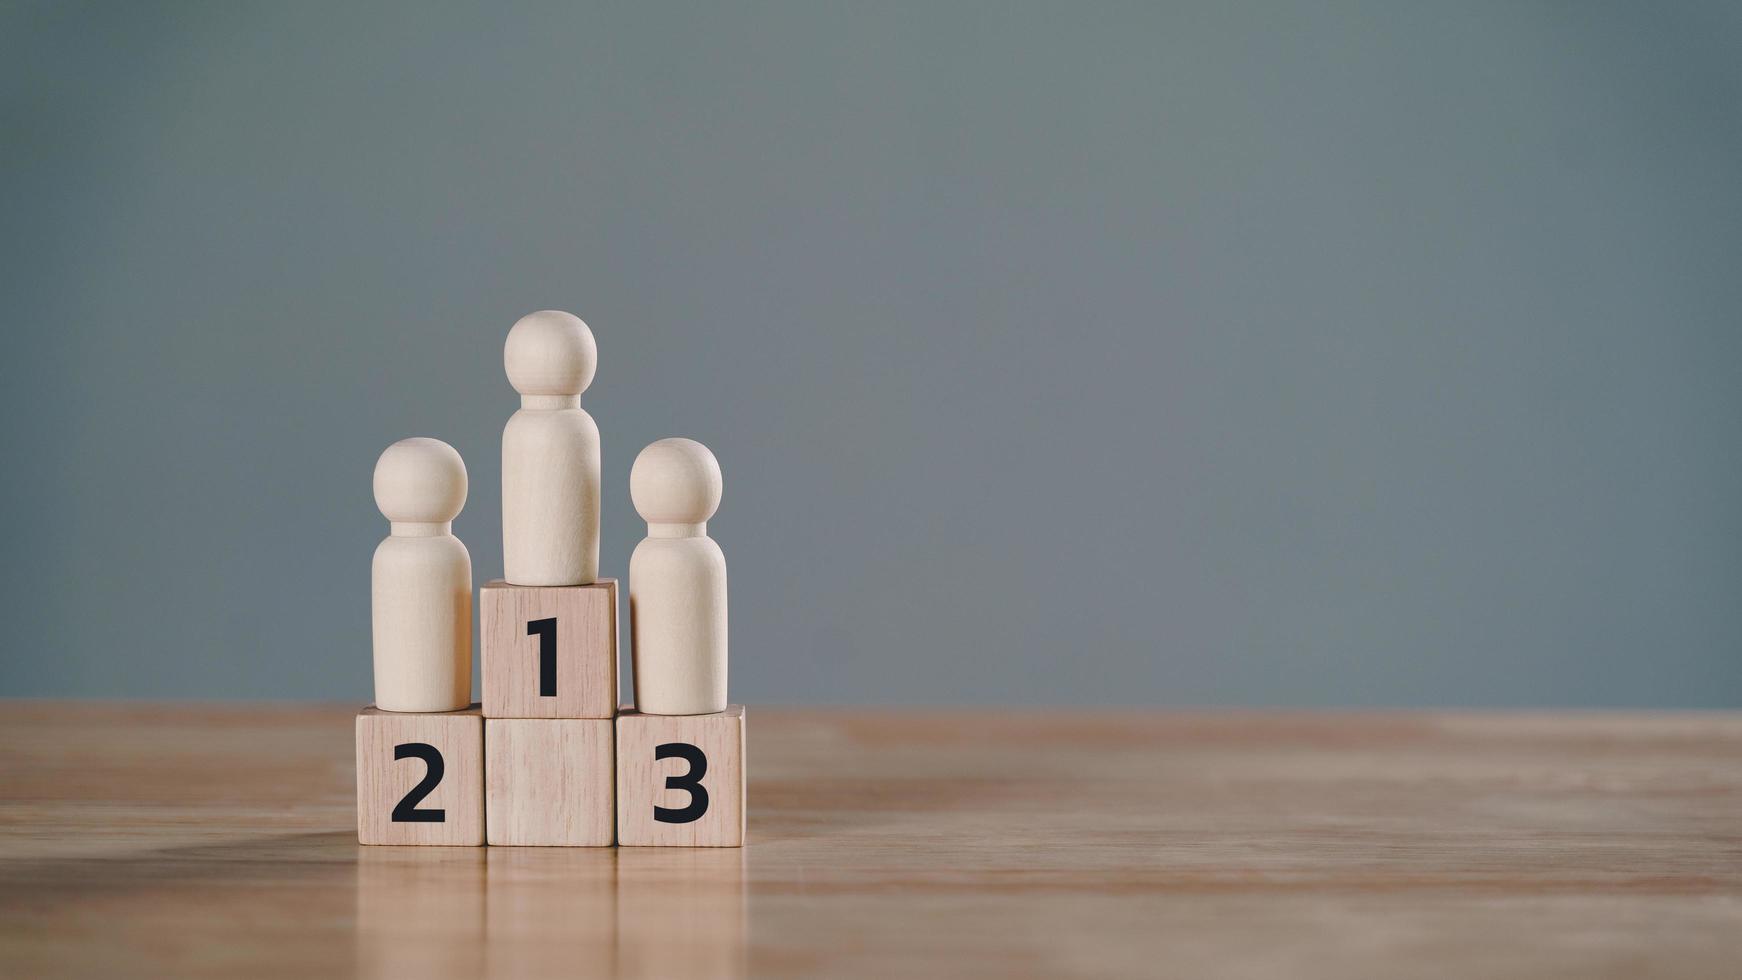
3;1;1739;707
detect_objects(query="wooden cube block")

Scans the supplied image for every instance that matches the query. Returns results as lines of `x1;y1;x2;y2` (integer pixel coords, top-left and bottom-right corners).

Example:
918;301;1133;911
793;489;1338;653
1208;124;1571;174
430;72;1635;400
616;706;745;847
481;578;618;719
486;718;615;846
356;705;484;846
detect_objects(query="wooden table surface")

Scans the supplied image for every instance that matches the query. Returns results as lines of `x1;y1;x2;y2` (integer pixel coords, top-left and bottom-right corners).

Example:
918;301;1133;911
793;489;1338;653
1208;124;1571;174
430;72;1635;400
1;704;1738;978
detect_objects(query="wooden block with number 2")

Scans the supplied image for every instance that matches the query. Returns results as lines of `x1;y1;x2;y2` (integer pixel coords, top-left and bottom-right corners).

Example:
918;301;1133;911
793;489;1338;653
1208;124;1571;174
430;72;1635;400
356;705;484;846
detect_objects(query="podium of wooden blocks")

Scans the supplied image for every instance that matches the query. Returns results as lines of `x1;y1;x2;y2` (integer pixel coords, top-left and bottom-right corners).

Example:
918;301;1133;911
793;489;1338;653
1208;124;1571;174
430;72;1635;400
358;438;485;845
618;439;746;847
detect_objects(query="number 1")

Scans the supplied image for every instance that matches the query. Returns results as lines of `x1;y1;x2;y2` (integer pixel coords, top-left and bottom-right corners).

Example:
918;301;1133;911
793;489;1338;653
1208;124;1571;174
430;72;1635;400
528;617;557;697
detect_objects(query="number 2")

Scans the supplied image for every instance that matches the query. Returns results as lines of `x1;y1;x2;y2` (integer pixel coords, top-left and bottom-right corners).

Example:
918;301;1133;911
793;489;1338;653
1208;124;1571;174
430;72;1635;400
391;742;446;822
528;617;557;697
653;742;709;823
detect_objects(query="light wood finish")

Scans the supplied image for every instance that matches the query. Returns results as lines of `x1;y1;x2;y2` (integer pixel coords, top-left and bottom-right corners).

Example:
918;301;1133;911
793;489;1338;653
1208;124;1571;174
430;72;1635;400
501;310;601;587
356;846;486;975
485;847;619;975
3;704;1740;978
628;438;728;715
616;705;745;847
481;579;618;720
616;847;746;977
485;718;616;847
354;705;483;846
370;438;472;712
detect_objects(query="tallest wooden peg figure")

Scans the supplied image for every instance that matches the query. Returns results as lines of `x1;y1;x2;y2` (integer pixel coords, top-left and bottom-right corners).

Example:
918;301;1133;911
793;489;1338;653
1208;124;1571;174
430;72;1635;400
501;310;601;586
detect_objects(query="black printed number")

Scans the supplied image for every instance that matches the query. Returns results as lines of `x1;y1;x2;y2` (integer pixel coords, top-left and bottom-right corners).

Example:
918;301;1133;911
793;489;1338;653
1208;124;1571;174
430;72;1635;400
390;742;446;823
528;617;557;697
653;742;709;824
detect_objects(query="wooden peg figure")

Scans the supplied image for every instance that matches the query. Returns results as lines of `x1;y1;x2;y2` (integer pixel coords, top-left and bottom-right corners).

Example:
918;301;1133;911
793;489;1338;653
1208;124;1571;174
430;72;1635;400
502;310;601;586
371;437;472;712
629;438;727;715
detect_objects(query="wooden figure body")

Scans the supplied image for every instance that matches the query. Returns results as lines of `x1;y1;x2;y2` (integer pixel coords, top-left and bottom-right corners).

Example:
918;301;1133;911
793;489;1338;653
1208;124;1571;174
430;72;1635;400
629;438;727;716
501;310;601;586
371;437;473;713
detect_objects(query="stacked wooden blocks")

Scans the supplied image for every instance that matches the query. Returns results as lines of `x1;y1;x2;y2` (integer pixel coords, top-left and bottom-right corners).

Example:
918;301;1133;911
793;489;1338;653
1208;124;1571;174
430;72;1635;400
357;311;745;848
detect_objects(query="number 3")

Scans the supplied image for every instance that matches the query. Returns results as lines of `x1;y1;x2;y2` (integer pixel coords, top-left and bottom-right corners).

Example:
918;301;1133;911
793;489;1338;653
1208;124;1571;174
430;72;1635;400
653;742;709;823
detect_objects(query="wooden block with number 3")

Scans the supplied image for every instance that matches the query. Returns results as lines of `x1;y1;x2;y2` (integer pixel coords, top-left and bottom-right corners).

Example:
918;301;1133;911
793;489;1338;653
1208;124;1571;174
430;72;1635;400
481;579;617;719
616;706;745;847
356;705;484;846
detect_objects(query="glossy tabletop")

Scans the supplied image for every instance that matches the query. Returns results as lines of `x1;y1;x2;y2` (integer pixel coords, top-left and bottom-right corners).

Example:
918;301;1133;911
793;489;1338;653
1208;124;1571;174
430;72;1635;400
1;703;1738;978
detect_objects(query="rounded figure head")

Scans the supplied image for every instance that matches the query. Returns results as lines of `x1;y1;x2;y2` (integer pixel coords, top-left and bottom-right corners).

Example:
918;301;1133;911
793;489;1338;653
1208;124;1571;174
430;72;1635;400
631;438;722;525
373;437;468;523
504;310;597;396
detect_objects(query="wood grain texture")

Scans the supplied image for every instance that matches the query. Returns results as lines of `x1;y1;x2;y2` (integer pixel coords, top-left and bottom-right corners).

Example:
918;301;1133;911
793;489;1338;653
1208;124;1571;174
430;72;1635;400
481;579;618;719
355;706;483;846
485;718;615;846
3;703;1740;978
501;310;601;587
370;438;472;713
616;706;745;847
628;438;728;715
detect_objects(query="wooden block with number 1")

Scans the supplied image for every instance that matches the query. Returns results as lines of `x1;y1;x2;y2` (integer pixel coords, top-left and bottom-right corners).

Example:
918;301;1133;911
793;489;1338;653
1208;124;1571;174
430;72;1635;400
356;705;484;846
616;706;745;847
481;578;617;719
